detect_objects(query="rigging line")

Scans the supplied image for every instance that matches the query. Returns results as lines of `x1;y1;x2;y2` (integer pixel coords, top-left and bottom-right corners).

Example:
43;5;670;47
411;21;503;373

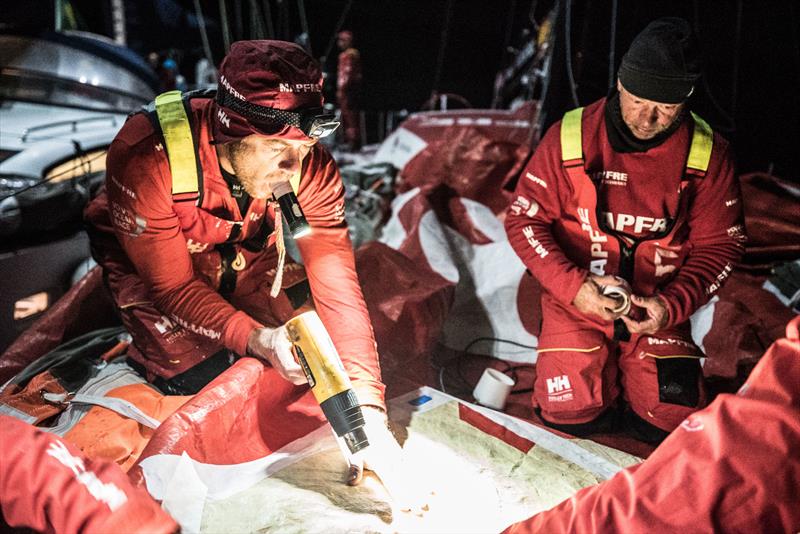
730;0;742;119
247;0;263;39
234;0;244;42
322;0;353;62
296;0;311;55
193;0;215;64
564;0;580;107
431;0;456;95
219;0;231;53
501;0;519;59
691;0;735;132
0;151;106;202
607;0;618;91
262;0;274;39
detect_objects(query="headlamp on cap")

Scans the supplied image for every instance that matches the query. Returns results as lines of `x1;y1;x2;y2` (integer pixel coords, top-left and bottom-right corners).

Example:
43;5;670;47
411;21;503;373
217;89;339;139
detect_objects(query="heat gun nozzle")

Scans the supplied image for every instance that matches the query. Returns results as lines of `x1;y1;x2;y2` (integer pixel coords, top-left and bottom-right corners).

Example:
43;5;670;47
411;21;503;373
320;389;369;454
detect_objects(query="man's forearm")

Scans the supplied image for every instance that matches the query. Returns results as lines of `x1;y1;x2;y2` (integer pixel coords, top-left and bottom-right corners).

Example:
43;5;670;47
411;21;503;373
658;240;745;327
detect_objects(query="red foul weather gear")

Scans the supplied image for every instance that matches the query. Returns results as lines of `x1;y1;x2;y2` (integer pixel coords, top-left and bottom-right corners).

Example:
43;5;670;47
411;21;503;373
505;98;744;431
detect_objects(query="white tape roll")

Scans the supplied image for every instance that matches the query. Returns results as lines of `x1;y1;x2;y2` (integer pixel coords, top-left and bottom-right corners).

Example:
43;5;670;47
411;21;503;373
472;368;515;411
602;283;632;315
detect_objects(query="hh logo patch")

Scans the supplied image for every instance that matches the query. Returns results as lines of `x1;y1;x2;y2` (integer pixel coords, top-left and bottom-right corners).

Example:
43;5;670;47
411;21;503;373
217;108;231;128
546;375;574;402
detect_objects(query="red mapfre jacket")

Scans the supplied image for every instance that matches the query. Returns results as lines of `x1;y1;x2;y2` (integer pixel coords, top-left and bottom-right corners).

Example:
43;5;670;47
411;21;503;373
505;99;745;327
504;316;800;534
85;97;384;407
0;415;177;534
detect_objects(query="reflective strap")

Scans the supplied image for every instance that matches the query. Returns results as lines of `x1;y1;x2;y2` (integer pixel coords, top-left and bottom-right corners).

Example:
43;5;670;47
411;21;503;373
42;392;161;429
537;345;602;354
155;91;199;197
687;112;713;174
560;107;584;163
642;352;703;360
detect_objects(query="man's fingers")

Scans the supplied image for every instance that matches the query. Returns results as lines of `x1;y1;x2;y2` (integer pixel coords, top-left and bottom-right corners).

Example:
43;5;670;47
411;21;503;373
347;454;364;486
630;294;656;309
594;274;623;286
621;314;656;334
347;463;363;486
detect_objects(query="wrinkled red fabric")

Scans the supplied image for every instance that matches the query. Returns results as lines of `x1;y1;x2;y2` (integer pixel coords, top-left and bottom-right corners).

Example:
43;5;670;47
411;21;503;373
738;172;800;267
701;270;797;379
355;241;454;374
397;103;537;214
129;358;325;487
0;267;116;385
504;316;800;534
0;415;178;534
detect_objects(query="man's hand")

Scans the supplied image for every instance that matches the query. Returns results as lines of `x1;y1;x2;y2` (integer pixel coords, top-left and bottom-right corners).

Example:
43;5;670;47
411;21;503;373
344;407;429;513
621;294;669;335
573;274;628;322
246;326;307;385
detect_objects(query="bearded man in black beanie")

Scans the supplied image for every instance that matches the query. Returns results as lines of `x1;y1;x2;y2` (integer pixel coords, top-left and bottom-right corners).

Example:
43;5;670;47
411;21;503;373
505;18;746;443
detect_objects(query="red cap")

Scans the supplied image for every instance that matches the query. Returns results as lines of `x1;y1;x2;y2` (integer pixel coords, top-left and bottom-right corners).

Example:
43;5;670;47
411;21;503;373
212;40;323;143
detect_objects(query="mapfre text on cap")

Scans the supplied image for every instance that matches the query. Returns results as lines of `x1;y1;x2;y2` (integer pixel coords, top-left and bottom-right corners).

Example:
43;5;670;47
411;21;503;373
279;83;322;93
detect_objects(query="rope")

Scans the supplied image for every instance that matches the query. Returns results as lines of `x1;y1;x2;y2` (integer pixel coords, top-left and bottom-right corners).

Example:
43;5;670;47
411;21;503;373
607;0;618;91
431;0;456;95
564;0;580;107
193;0;215;64
322;0;353;62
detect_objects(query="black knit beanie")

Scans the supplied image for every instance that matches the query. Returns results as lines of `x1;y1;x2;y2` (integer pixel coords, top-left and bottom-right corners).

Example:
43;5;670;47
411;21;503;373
618;17;701;104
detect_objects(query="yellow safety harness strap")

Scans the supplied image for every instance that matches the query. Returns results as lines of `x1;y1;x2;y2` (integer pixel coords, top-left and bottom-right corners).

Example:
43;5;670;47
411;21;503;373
686;112;713;175
154;90;200;202
560;107;584;165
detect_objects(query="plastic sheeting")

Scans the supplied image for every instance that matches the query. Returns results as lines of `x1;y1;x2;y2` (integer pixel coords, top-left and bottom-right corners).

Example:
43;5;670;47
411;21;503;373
133;378;640;533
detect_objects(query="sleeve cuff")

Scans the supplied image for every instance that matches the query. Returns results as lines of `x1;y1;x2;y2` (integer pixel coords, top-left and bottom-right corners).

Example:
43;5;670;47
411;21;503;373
223;311;263;356
354;381;387;412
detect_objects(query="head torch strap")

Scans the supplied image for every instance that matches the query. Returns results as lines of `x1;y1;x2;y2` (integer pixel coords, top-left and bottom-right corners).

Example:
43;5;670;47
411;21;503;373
217;89;303;128
216;88;338;138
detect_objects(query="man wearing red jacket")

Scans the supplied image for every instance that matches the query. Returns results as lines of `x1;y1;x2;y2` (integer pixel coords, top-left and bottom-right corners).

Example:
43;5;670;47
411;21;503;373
85;40;396;484
0;415;178;534
504;316;800;534
336;30;362;151
505;18;745;442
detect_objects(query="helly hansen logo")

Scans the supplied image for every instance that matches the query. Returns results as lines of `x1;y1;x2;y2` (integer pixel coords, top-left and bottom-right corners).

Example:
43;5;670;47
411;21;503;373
602;212;668;234
546;375;572;394
217;108;231;128
525;172;547;188
279;82;322;93
510;195;539;217
522;226;549;258
725;198;738;207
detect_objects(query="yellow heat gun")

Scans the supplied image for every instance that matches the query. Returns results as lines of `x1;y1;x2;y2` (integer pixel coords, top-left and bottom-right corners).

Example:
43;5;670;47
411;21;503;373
284;311;370;454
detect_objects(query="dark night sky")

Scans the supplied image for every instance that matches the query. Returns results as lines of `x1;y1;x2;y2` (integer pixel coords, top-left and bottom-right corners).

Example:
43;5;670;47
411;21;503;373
3;0;799;178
